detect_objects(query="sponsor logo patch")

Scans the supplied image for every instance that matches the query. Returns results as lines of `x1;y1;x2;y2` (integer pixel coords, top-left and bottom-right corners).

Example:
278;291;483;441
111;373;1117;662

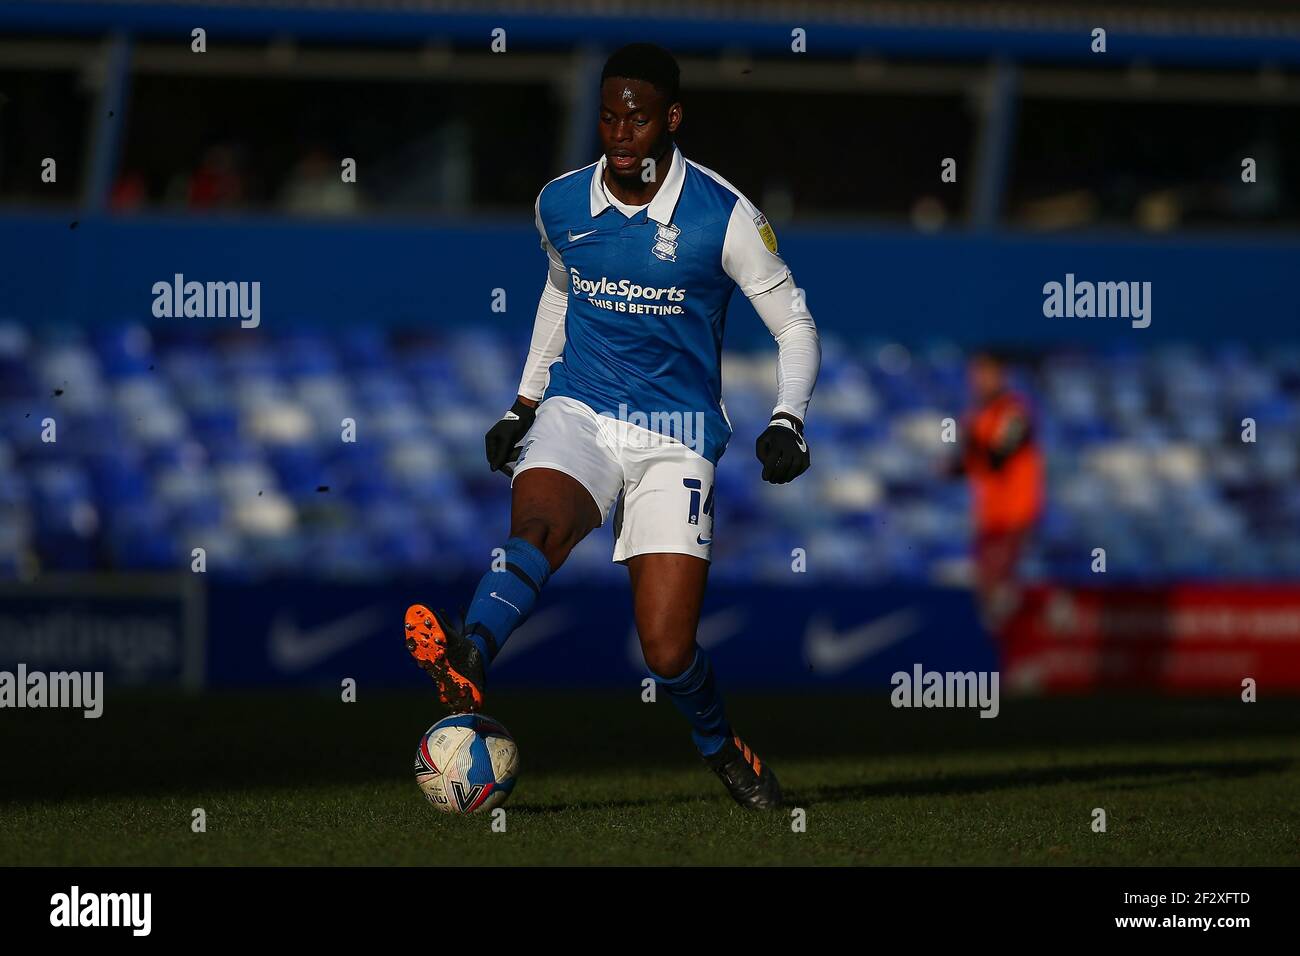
754;213;778;254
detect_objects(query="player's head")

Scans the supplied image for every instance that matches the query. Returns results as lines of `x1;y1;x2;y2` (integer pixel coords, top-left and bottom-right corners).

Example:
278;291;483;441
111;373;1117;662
598;43;682;185
968;350;1009;402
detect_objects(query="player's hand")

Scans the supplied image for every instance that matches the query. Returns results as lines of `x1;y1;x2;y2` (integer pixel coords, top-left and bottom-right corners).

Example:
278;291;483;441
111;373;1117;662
485;399;537;473
755;414;810;484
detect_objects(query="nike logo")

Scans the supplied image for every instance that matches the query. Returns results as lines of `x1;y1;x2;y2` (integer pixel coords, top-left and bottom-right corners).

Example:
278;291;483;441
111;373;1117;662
568;228;598;241
269;605;388;671
804;608;922;676
627;606;746;668
492;607;574;666
771;417;807;452
489;591;521;615
696;535;712;545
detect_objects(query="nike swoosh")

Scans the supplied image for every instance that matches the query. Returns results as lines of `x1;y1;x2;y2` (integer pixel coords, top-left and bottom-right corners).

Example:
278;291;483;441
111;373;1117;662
269;605;388;671
697;607;747;650
626;606;746;668
489;591;521;615
568;229;598;241
771;418;807;452
492;607;574;666
696;535;712;545
804;608;922;676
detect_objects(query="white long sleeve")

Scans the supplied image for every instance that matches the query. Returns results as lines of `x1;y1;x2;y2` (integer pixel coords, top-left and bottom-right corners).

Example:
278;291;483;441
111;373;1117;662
748;276;821;422
715;191;821;422
517;193;569;402
516;259;568;402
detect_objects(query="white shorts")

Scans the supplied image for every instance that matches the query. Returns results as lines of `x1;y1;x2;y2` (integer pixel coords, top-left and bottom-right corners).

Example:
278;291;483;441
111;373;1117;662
511;396;715;563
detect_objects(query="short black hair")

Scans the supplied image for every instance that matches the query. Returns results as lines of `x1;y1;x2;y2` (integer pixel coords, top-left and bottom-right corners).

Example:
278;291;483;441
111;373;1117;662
601;43;681;102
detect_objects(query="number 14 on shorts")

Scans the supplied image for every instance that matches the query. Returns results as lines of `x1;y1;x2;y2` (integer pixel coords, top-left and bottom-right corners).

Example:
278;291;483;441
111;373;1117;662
683;478;714;526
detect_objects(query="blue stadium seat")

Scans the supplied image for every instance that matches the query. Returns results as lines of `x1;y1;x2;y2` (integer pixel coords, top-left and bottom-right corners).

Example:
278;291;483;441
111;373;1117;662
0;328;1293;584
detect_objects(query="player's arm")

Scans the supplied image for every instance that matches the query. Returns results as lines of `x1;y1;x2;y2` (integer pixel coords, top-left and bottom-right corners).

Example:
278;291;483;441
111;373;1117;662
484;199;569;472
986;411;1030;470
721;199;821;484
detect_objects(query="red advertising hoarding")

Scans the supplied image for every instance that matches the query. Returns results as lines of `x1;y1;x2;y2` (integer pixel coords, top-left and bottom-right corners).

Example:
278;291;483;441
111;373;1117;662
1002;585;1300;692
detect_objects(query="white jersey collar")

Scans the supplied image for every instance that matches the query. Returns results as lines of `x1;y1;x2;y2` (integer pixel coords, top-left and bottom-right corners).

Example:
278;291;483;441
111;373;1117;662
589;144;685;226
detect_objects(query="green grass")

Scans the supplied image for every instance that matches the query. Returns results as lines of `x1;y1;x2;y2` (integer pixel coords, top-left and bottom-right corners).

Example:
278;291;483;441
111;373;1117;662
2;690;1298;865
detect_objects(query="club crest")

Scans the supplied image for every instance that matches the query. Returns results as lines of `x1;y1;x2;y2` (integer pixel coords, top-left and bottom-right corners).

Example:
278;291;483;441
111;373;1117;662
652;222;680;262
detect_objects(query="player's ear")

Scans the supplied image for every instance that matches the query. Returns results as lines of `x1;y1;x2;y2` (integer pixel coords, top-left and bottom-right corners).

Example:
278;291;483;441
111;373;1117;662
667;103;683;133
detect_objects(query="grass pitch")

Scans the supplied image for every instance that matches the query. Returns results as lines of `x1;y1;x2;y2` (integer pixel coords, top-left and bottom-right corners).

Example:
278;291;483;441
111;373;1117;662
2;690;1298;865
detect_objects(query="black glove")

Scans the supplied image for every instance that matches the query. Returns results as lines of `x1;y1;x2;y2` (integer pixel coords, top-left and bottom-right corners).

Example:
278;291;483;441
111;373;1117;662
485;399;536;473
755;414;810;484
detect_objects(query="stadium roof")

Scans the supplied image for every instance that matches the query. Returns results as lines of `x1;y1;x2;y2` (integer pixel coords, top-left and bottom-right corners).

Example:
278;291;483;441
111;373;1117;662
16;0;1300;28
8;0;1300;64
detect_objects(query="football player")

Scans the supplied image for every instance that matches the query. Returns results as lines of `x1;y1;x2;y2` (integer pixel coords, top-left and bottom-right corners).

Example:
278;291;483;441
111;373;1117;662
406;43;820;809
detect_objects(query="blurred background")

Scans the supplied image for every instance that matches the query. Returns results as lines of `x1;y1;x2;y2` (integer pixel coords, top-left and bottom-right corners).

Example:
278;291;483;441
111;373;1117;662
2;0;1300;694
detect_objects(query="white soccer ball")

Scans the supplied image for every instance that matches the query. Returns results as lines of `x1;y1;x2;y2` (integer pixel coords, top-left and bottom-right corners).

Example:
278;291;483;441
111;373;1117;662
414;714;519;814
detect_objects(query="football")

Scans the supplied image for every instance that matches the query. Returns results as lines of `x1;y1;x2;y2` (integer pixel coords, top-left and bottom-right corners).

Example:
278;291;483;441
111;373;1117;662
414;714;519;814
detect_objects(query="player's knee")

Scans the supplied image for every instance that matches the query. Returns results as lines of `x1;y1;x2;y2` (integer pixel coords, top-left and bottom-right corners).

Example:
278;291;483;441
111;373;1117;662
510;515;582;570
641;634;693;679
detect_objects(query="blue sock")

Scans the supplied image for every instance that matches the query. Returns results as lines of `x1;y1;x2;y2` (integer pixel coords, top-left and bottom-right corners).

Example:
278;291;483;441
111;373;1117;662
653;647;731;756
463;537;552;665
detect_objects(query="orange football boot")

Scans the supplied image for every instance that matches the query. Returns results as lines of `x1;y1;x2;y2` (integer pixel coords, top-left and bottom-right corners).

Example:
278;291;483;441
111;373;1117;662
404;604;486;713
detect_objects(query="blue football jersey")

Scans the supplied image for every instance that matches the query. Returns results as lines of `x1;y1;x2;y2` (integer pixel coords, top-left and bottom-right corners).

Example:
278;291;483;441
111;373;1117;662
533;145;790;464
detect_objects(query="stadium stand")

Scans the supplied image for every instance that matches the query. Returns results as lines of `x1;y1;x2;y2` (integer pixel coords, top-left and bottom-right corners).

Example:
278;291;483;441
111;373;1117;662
4;321;1296;584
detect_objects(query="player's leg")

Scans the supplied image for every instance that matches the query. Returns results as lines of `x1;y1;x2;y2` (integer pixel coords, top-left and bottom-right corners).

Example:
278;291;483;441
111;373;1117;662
457;466;600;659
617;435;782;809
627;551;781;809
406;398;620;712
627;551;721;745
973;527;1027;633
509;466;603;567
